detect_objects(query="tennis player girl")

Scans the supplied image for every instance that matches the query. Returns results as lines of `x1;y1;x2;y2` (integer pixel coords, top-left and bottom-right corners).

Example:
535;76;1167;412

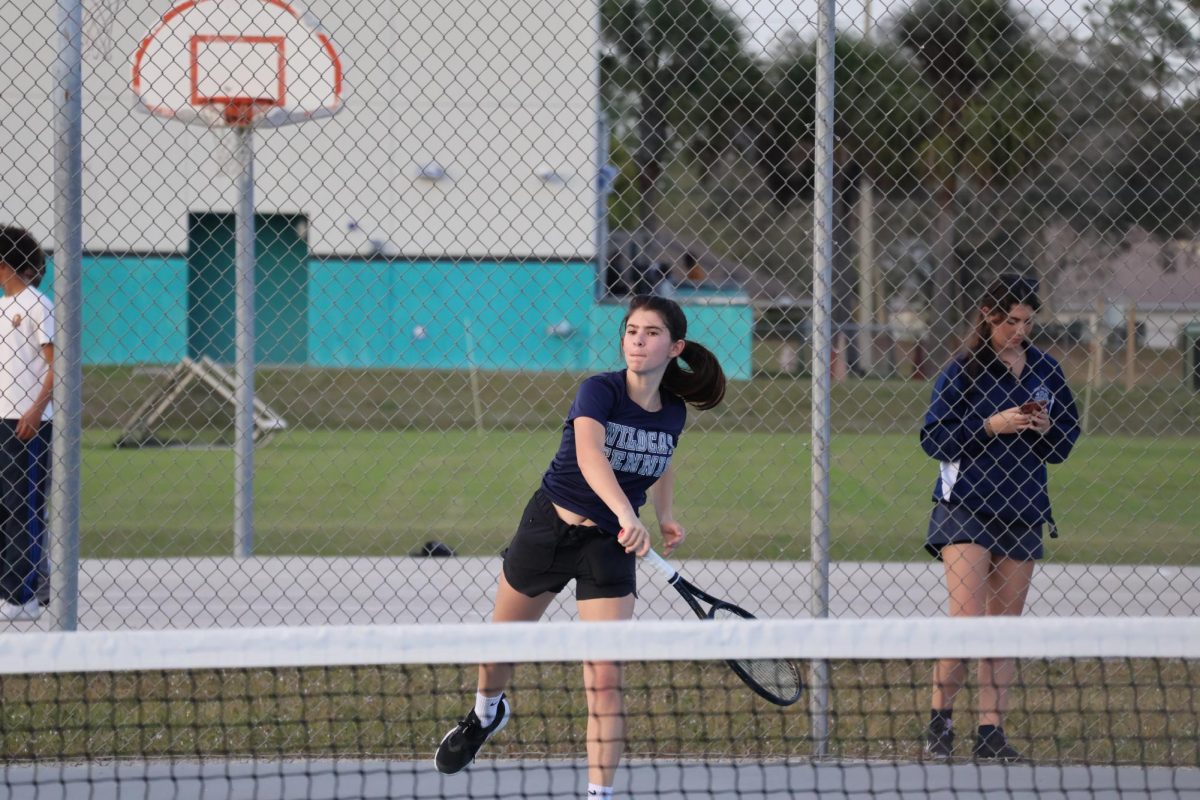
435;295;726;799
920;275;1080;762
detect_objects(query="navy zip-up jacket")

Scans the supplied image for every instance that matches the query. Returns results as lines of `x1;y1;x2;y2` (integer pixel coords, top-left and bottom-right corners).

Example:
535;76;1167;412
920;344;1080;524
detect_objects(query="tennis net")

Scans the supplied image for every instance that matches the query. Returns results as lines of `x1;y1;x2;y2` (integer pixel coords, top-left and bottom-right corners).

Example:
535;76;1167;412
2;617;1198;798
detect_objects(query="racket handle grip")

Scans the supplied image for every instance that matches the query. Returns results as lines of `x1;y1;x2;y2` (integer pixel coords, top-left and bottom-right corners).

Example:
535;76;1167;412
642;549;678;581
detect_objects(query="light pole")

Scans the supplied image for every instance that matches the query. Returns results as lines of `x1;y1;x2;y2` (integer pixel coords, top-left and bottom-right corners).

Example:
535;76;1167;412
856;0;877;373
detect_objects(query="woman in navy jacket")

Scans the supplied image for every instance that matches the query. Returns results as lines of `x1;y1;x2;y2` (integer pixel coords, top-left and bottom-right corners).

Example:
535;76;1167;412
920;275;1080;762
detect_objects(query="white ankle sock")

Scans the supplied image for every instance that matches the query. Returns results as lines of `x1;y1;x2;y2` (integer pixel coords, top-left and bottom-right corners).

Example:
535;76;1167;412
586;784;613;799
474;692;503;726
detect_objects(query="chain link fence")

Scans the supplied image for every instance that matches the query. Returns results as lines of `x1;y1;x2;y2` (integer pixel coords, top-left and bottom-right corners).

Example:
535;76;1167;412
1;0;1197;630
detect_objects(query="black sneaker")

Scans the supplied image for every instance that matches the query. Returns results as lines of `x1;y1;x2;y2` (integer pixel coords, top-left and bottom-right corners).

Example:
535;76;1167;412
972;727;1026;762
924;723;954;759
434;695;509;774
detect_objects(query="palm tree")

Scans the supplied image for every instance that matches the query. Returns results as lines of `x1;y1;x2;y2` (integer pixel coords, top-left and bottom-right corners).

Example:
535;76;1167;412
1087;0;1200;107
600;0;758;250
757;35;932;367
1084;1;1200;238
895;0;1048;367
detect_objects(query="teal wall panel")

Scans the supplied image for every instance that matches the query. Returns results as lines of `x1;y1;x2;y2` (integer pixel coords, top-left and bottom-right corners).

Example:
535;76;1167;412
44;254;188;365
309;259;594;370
49;255;752;376
306;259;398;367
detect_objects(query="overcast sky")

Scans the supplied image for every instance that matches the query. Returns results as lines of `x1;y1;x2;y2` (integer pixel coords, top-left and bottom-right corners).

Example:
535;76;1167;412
722;0;1094;55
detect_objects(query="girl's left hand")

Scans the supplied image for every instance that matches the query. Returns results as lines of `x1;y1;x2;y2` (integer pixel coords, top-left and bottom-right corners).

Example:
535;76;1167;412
659;520;686;556
14;410;41;441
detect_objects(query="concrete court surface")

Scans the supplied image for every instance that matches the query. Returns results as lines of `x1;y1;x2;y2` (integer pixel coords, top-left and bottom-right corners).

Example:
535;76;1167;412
8;556;1199;630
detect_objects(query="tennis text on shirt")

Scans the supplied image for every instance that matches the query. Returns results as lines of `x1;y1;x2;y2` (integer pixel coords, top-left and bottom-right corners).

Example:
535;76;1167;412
540;370;687;534
603;422;674;477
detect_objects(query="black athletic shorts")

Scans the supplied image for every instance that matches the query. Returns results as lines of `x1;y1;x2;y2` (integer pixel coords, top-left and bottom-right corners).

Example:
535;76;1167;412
502;489;637;600
925;502;1044;562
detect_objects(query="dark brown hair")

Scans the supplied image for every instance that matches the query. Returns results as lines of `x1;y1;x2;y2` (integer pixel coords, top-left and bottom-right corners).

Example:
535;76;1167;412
622;294;726;410
0;226;45;285
961;274;1041;378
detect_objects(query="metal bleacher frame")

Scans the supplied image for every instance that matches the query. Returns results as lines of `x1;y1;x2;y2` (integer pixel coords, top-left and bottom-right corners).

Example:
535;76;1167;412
115;356;287;448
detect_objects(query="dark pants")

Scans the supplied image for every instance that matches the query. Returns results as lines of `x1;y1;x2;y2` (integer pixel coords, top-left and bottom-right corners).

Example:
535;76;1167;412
0;420;50;605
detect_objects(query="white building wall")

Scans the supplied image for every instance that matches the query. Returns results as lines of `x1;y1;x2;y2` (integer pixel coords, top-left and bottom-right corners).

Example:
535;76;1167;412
1049;307;1200;351
2;0;598;259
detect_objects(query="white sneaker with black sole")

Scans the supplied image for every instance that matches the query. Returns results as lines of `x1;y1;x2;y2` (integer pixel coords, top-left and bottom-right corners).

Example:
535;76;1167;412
434;695;509;774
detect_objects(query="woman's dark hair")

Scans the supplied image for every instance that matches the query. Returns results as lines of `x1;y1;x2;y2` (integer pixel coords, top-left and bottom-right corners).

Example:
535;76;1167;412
961;274;1041;378
622;294;726;410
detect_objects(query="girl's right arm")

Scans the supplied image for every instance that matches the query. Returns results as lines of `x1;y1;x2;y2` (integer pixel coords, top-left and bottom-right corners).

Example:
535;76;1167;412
919;361;1028;459
573;416;651;555
920;363;990;461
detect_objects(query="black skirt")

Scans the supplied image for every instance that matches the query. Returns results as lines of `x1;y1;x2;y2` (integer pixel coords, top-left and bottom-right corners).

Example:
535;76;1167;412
925;502;1044;562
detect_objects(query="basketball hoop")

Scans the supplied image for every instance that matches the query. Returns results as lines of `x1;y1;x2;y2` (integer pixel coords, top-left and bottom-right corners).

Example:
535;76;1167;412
196;100;281;178
132;0;343;177
126;0;344;561
83;0;127;64
132;0;343;131
215;98;278;129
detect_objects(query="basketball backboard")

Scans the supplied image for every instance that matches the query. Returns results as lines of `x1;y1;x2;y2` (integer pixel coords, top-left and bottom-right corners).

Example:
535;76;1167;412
132;0;343;128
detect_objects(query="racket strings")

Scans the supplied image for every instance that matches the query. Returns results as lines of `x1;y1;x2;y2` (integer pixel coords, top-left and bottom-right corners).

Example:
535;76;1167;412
710;605;804;704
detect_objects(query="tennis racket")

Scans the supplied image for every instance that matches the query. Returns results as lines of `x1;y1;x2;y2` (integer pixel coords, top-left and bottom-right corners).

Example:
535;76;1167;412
643;549;804;707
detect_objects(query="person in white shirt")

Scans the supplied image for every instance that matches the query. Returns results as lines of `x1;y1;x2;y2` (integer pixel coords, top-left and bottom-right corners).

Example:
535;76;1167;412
0;226;53;623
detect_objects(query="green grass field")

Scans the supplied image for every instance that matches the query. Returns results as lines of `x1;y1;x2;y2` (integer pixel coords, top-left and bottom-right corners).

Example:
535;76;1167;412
82;428;1198;565
83;364;1200;438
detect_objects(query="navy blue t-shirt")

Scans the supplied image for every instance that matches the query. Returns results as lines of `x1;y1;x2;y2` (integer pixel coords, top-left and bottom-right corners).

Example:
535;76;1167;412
540;371;686;535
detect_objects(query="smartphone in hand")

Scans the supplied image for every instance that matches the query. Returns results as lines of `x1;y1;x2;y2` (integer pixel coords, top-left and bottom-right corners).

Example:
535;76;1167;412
1019;400;1046;415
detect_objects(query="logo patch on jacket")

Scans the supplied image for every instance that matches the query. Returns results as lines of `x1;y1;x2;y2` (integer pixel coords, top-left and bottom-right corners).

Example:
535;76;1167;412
1033;385;1053;413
